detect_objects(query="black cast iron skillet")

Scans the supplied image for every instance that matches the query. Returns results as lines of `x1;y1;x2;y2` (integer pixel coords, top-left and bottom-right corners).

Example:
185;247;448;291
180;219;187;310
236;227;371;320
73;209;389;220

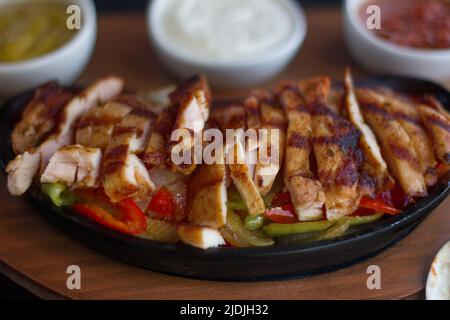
1;76;449;281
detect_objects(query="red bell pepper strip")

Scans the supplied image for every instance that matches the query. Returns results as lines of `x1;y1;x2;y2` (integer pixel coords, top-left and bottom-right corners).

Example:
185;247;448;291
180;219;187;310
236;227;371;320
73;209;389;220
359;197;401;215
146;188;175;220
72;199;147;235
265;204;298;224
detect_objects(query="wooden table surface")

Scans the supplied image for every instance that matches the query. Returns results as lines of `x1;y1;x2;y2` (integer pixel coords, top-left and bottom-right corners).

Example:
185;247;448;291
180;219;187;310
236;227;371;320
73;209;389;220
1;7;449;300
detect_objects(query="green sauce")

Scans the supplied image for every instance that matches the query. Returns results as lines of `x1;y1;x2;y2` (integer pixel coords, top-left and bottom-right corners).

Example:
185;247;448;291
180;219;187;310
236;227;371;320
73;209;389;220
0;2;77;63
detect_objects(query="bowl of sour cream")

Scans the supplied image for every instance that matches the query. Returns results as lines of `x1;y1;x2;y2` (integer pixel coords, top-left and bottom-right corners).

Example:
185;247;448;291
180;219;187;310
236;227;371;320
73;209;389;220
147;0;307;88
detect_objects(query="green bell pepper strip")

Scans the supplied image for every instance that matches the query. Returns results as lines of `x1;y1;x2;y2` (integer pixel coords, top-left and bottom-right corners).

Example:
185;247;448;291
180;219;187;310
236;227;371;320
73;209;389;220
227;201;247;211
263;220;334;237
277;220;351;244
41;183;76;207
244;214;265;231
308;220;351;242
220;211;274;247
264;213;384;238
345;213;383;226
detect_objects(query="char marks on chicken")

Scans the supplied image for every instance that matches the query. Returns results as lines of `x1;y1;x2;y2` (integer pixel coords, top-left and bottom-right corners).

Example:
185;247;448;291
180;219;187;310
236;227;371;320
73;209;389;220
279;82;325;221
300;77;362;220
7;76;124;196
356;88;427;197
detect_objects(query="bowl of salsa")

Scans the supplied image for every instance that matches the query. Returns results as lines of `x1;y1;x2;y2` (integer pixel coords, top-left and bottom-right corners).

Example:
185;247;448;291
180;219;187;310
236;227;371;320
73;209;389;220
343;0;450;82
0;0;97;97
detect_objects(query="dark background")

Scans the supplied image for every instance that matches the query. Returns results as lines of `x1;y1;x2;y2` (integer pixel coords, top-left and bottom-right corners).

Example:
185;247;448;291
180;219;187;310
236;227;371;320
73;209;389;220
93;0;342;12
1;0;341;300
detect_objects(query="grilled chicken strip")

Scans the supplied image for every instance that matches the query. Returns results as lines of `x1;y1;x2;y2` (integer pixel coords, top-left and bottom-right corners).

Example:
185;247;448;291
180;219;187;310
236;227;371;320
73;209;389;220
212;100;265;216
12;82;75;155
142;106;177;168
177;224;225;249
211;100;246;132
75;95;150;150
143;76;211;171
209;101;250;188
6;76;124;196
245;91;287;196
169;92;210;175
39;76;124;169
228;139;266;216
102;108;156;202
343;70;394;194
375;91;437;186
167;76;211;175
356;88;427;196
186;148;228;228
418;104;450;164
6;151;40;196
300;77;362;220
41;145;102;188
210;100;247;188
244;93;262;179
279;83;325;221
169;75;212;109
420;94;450;120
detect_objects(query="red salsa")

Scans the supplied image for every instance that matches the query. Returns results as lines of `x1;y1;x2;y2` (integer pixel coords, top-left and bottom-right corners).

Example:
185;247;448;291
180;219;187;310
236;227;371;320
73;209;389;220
361;0;450;49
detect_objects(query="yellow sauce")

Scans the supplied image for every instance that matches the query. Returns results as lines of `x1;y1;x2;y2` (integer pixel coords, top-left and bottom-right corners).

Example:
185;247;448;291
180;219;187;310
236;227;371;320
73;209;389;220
0;2;77;63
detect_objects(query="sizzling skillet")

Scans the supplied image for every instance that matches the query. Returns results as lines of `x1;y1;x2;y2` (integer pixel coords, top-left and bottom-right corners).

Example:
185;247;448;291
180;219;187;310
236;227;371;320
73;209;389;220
1;75;449;281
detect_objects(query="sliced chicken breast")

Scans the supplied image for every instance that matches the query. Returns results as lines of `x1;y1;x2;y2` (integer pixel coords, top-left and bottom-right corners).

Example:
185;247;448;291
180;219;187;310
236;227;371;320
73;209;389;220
300;77;362;220
166;76;212;175
102;107;156;203
246;91;287;196
420;94;450;120
377;91;437;186
279;83;325;221
228;139;266;216
177;224;225;249
169;75;212;110
418;104;450;165
119;108;156;153
356;88;427;197
343;70;394;194
211;100;246;132
169;90;210;175
6;151;40;196
75;97;139;150
41;145;102;188
210;101;252;192
143;106;178;168
39;76;125;169
244;93;262;178
6;76;124;196
186;149;228;228
142;82;206;169
12;82;75;155
103;152;154;203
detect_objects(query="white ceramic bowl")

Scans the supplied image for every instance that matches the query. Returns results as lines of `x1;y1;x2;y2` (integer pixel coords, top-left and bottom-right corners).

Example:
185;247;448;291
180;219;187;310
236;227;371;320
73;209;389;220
0;0;97;97
343;0;450;82
146;0;307;88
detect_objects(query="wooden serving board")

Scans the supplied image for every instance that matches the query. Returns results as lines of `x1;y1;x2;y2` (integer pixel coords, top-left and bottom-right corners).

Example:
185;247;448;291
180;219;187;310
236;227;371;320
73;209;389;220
1;7;449;300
